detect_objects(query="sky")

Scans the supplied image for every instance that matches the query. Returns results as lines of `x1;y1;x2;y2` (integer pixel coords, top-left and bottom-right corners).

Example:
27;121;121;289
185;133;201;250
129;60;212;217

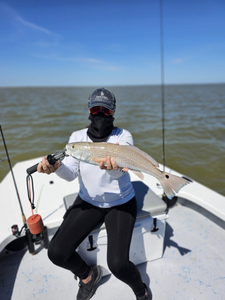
0;0;224;87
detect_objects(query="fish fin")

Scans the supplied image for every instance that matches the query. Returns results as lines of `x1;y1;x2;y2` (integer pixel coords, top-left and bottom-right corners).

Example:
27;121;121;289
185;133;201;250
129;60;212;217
159;172;191;199
124;145;159;167
131;170;144;180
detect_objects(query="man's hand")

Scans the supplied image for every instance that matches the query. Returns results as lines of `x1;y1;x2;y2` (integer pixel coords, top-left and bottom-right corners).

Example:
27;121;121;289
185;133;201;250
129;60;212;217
99;157;128;172
37;156;61;174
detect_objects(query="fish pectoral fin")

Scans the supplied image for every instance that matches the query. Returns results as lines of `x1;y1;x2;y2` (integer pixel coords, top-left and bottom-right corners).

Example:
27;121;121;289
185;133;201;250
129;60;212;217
93;158;107;163
131;170;144;180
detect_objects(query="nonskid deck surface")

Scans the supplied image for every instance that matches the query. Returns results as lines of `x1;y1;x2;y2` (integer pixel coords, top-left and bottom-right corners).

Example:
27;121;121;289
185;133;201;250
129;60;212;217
0;201;224;300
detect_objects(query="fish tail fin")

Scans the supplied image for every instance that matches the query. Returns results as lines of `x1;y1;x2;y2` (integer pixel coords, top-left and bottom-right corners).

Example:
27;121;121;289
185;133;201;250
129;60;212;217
159;172;191;199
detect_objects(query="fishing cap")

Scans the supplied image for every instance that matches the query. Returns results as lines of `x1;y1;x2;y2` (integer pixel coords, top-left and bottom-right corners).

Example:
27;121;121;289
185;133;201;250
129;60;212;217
88;88;116;111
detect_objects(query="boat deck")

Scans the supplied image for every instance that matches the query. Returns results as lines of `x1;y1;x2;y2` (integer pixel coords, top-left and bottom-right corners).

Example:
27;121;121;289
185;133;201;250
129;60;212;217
0;199;224;300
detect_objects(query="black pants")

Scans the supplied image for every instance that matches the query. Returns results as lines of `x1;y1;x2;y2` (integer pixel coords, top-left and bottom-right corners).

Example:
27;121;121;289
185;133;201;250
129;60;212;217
48;195;145;296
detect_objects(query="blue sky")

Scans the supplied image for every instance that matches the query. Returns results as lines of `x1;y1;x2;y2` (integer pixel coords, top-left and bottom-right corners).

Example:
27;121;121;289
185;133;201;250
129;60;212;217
0;0;224;87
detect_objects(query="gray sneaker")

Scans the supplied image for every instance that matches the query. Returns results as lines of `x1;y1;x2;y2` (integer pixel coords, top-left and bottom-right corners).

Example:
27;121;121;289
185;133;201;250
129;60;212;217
76;265;103;300
137;283;152;300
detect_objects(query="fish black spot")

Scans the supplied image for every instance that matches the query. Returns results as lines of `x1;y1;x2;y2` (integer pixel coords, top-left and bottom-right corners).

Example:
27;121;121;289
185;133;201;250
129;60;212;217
165;175;169;179
72;145;74;148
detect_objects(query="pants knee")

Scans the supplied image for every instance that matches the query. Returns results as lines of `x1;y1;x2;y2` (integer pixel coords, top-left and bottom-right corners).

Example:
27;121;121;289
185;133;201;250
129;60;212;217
108;257;129;278
48;244;65;267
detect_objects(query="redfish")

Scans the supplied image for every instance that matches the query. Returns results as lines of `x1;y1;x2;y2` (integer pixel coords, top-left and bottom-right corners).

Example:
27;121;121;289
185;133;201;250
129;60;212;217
66;142;190;199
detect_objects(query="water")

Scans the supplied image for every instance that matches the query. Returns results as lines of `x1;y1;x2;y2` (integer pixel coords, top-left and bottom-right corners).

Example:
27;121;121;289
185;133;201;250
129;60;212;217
0;84;225;196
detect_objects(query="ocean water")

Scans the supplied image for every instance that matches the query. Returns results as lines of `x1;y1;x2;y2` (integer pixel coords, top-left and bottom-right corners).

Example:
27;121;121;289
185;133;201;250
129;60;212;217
0;84;225;196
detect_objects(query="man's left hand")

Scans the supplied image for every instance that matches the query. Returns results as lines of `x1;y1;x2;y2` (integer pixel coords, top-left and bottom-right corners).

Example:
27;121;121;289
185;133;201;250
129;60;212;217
99;156;128;172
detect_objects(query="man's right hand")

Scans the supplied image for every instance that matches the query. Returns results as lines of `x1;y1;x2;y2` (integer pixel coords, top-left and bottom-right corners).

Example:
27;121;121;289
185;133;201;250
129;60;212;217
37;156;61;174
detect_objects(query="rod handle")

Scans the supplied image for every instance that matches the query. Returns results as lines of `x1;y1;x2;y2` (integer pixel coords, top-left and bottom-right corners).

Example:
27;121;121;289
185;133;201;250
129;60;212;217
26;151;65;175
26;163;39;175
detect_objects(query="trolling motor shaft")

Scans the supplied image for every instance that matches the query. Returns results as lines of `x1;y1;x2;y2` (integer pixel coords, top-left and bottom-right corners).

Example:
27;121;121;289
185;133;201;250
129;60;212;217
26;148;67;175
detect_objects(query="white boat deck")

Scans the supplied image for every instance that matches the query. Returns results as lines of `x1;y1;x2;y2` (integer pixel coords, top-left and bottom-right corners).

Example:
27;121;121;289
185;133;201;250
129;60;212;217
1;199;224;300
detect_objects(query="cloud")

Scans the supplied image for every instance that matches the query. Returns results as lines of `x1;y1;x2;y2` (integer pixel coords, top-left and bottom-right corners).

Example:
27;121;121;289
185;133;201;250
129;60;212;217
74;57;120;71
0;2;58;37
34;40;52;48
171;58;184;65
32;53;80;62
77;57;105;64
16;15;53;35
33;53;120;71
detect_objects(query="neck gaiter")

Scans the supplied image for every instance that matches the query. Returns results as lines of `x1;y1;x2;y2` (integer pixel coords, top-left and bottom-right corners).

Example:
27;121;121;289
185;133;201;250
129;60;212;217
87;112;114;142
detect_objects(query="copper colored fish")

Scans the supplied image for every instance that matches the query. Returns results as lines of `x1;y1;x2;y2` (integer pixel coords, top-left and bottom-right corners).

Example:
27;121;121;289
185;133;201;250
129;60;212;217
66;142;190;199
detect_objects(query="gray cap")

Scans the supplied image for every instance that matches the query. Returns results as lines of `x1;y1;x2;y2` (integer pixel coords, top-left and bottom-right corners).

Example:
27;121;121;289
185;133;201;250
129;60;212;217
88;88;116;111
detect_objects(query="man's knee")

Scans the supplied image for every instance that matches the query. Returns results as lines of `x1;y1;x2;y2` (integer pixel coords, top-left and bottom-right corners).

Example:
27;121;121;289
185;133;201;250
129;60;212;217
48;242;66;267
108;256;129;277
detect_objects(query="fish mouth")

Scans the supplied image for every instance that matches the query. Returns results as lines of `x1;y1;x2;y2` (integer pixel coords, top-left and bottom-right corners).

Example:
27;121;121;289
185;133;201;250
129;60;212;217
65;145;72;156
65;149;70;156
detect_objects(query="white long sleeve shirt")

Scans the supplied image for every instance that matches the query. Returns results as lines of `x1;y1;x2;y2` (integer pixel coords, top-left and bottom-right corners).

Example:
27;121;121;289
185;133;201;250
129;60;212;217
55;127;135;208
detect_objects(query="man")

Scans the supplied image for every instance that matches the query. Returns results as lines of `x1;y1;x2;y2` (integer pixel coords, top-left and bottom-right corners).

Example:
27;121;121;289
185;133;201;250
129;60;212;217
38;88;151;300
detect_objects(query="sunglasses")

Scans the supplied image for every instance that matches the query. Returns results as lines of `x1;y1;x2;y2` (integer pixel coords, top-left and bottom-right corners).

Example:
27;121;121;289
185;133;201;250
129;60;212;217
90;106;113;116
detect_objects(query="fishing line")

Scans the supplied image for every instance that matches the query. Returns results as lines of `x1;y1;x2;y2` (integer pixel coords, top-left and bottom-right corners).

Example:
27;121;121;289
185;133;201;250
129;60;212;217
160;0;166;172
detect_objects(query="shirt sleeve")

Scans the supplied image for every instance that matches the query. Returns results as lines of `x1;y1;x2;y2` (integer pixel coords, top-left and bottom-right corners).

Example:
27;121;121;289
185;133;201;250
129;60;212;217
117;129;134;146
55;156;79;182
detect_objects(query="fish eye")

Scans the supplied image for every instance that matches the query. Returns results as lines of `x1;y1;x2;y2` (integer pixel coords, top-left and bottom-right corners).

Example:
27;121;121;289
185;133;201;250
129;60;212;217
72;145;74;148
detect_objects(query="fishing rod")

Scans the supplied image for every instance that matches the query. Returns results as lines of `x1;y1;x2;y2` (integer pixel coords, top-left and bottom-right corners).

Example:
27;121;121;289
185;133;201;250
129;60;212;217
26;148;67;211
160;0;166;173
26;147;67;249
0;125;57;253
25;148;67;230
0;125;27;230
25;148;67;237
26;148;67;175
26;148;67;210
159;0;174;208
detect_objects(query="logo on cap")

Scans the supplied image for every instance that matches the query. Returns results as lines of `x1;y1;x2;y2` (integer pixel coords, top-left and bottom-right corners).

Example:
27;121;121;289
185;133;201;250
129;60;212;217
95;92;108;101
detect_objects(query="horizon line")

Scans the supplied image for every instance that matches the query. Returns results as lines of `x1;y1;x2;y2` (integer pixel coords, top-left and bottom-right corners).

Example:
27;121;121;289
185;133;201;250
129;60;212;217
0;82;224;89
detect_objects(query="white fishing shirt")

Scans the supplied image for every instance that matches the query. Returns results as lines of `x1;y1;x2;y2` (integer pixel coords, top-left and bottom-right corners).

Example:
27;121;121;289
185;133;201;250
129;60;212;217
55;127;135;208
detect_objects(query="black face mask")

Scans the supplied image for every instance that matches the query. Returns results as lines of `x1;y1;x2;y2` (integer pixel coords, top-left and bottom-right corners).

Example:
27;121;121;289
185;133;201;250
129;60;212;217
87;112;114;142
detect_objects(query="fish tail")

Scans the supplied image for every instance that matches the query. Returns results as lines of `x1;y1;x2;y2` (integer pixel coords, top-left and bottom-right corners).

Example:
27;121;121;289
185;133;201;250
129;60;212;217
158;172;190;199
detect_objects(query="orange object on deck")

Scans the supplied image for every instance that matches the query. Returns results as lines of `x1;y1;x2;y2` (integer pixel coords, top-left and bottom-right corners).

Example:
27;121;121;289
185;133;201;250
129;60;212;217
27;214;44;235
